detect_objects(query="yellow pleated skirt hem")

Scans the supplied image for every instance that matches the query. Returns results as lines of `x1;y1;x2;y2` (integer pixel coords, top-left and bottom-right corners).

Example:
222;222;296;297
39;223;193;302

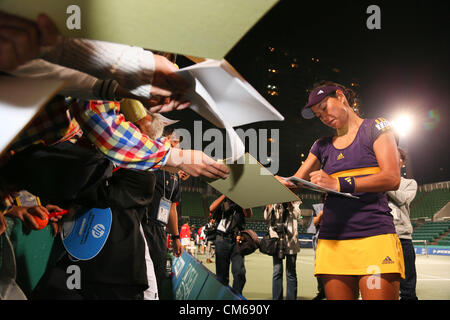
314;233;405;279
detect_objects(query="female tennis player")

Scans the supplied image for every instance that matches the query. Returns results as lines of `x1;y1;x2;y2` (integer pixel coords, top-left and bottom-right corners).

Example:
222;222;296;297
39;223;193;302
279;81;404;300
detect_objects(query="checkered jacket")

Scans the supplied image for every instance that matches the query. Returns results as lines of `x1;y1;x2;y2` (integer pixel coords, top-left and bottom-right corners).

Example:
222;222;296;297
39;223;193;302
9;98;170;171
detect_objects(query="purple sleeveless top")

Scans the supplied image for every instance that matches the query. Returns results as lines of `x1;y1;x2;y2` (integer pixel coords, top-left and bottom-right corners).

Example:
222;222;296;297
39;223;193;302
310;118;396;240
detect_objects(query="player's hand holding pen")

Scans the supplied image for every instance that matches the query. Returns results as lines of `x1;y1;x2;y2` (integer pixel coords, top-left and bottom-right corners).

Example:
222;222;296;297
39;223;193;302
309;170;339;191
309;156;338;191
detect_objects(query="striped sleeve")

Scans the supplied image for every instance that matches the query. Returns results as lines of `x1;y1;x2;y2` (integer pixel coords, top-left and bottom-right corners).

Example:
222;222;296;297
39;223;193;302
371;117;394;145
71;100;170;171
42;38;155;99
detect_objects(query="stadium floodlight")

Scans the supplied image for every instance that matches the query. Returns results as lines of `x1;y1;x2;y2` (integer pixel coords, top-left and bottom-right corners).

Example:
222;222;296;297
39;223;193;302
392;113;414;137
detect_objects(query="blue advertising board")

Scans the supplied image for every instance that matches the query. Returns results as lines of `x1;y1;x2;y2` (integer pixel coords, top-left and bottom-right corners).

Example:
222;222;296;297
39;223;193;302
414;246;450;256
171;251;244;300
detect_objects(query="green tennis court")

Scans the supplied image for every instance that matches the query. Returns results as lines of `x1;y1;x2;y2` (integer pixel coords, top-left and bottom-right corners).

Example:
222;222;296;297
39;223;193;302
195;248;450;300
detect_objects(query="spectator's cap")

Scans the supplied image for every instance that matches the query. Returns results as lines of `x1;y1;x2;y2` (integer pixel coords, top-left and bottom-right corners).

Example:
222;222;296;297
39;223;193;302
120;99;147;123
301;85;345;119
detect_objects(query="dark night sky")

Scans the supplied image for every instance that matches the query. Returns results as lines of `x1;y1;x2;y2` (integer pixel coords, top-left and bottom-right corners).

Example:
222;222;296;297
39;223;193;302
174;0;449;185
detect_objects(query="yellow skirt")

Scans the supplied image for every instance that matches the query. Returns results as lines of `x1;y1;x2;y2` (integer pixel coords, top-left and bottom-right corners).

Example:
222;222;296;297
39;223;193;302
314;234;405;279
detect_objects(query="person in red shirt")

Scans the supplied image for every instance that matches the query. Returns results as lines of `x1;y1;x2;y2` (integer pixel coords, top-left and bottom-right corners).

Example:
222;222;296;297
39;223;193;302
180;221;191;248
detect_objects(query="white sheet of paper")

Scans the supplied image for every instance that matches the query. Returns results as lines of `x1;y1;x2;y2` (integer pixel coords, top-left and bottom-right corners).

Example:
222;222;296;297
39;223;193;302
0;76;66;155
288;176;360;199
177;59;284;161
178;59;284;127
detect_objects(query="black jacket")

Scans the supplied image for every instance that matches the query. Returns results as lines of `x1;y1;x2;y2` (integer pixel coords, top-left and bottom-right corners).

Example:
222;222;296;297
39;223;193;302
212;198;246;235
75;168;155;289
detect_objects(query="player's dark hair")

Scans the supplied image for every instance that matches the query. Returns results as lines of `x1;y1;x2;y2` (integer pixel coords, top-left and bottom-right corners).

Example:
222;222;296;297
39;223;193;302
398;147;407;164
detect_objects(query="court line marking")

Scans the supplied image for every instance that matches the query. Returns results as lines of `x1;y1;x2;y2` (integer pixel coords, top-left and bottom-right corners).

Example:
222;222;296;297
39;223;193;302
417;279;450;281
418;272;450;278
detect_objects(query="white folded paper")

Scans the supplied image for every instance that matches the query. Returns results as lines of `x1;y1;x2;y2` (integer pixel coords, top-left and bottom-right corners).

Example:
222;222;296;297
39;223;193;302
288;176;360;199
0;76;66;156
176;59;284;161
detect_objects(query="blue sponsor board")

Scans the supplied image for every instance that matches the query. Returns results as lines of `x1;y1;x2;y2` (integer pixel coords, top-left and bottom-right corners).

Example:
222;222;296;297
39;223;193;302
414;246;450;256
171;252;243;300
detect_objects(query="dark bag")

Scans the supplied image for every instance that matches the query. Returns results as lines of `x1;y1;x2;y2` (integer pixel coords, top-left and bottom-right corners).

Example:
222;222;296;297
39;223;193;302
237;229;260;256
204;223;217;241
259;204;288;256
259;234;280;256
